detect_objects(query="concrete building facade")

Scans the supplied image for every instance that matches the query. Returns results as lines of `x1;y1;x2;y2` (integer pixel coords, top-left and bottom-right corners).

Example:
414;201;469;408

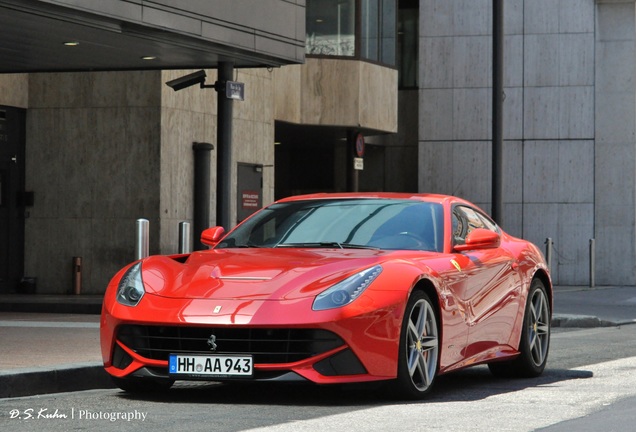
418;0;634;286
0;0;306;294
1;0;635;294
18;68;282;294
0;0;399;295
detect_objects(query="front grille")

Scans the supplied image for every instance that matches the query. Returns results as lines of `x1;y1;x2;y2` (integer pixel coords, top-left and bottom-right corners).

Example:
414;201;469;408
116;325;344;364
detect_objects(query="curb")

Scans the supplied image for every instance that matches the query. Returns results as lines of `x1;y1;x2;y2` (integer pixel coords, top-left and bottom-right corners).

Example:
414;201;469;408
551;314;636;328
0;296;102;315
0;363;114;399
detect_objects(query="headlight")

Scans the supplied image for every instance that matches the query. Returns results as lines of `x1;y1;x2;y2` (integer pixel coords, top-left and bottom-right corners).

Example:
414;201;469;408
116;262;145;307
312;265;382;311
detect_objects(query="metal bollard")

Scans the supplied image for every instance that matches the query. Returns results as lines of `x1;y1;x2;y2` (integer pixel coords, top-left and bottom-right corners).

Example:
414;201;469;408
544;238;553;273
135;218;149;260
589;238;595;288
72;257;82;295
179;222;191;254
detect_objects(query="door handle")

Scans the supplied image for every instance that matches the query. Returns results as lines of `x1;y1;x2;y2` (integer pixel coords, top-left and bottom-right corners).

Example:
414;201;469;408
10;155;17;164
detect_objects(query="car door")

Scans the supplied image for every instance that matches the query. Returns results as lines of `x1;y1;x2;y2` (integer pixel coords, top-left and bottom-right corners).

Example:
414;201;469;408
450;205;521;360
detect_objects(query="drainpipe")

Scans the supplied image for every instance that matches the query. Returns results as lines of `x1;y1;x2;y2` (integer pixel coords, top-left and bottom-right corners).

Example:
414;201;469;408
492;0;504;225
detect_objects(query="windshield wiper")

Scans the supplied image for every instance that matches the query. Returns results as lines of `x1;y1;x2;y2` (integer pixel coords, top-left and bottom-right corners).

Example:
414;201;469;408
276;242;378;250
233;242;264;248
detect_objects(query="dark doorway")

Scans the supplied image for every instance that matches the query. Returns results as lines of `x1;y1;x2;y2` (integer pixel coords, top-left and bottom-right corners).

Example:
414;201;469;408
274;123;339;200
0;106;26;293
237;163;263;224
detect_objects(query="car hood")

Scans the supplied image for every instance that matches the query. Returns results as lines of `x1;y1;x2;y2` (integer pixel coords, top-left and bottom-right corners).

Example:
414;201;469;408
140;248;397;301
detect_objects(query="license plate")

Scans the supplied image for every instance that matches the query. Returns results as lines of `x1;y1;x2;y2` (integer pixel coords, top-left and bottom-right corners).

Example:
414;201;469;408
169;354;253;378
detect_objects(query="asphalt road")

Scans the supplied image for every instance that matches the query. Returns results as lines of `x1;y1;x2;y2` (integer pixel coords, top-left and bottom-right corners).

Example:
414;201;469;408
1;325;636;432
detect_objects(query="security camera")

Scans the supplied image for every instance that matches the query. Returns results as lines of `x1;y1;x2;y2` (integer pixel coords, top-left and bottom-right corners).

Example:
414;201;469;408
166;70;207;91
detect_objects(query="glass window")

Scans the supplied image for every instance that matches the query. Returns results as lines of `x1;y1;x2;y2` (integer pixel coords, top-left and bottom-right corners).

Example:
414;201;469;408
306;0;356;57
217;199;444;252
306;0;397;66
381;0;397;65
398;1;418;88
452;205;499;246
360;0;379;60
360;0;396;64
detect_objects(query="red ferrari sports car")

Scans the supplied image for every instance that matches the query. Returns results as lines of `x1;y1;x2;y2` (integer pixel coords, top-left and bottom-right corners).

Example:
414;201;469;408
100;193;552;399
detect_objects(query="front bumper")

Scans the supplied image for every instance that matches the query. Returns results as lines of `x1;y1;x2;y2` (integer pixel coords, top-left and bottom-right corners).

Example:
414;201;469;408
101;293;405;384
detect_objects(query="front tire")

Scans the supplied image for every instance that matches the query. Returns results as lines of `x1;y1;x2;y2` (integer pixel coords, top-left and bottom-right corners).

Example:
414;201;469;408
390;290;440;399
489;278;551;378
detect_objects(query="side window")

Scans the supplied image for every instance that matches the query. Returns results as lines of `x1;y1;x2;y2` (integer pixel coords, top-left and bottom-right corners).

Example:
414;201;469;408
452;205;498;245
475;211;498;233
452;207;468;245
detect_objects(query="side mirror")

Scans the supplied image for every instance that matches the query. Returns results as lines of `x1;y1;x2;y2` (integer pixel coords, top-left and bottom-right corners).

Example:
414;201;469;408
454;228;501;252
201;226;225;247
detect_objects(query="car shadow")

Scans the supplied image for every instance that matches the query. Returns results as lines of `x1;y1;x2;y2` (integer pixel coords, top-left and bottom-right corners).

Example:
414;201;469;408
427;365;593;403
117;365;593;406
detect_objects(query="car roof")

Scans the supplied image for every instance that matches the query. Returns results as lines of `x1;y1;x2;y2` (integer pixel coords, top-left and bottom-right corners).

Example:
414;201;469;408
275;192;459;206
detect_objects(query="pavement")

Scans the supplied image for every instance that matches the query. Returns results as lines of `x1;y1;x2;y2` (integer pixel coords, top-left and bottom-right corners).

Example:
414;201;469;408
1;285;635;399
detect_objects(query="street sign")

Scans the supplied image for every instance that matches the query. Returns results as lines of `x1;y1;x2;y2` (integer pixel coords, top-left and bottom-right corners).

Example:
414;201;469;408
354;157;364;170
355;133;365;157
226;81;244;100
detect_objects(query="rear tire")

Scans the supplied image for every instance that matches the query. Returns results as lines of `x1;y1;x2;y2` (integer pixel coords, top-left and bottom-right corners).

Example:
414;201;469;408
389;290;439;399
489;278;551;378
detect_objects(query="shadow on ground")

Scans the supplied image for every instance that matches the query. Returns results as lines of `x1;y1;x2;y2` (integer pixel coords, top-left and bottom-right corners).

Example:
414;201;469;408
117;365;593;407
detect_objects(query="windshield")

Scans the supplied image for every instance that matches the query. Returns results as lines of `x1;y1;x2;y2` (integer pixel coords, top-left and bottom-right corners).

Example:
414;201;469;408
216;199;444;252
